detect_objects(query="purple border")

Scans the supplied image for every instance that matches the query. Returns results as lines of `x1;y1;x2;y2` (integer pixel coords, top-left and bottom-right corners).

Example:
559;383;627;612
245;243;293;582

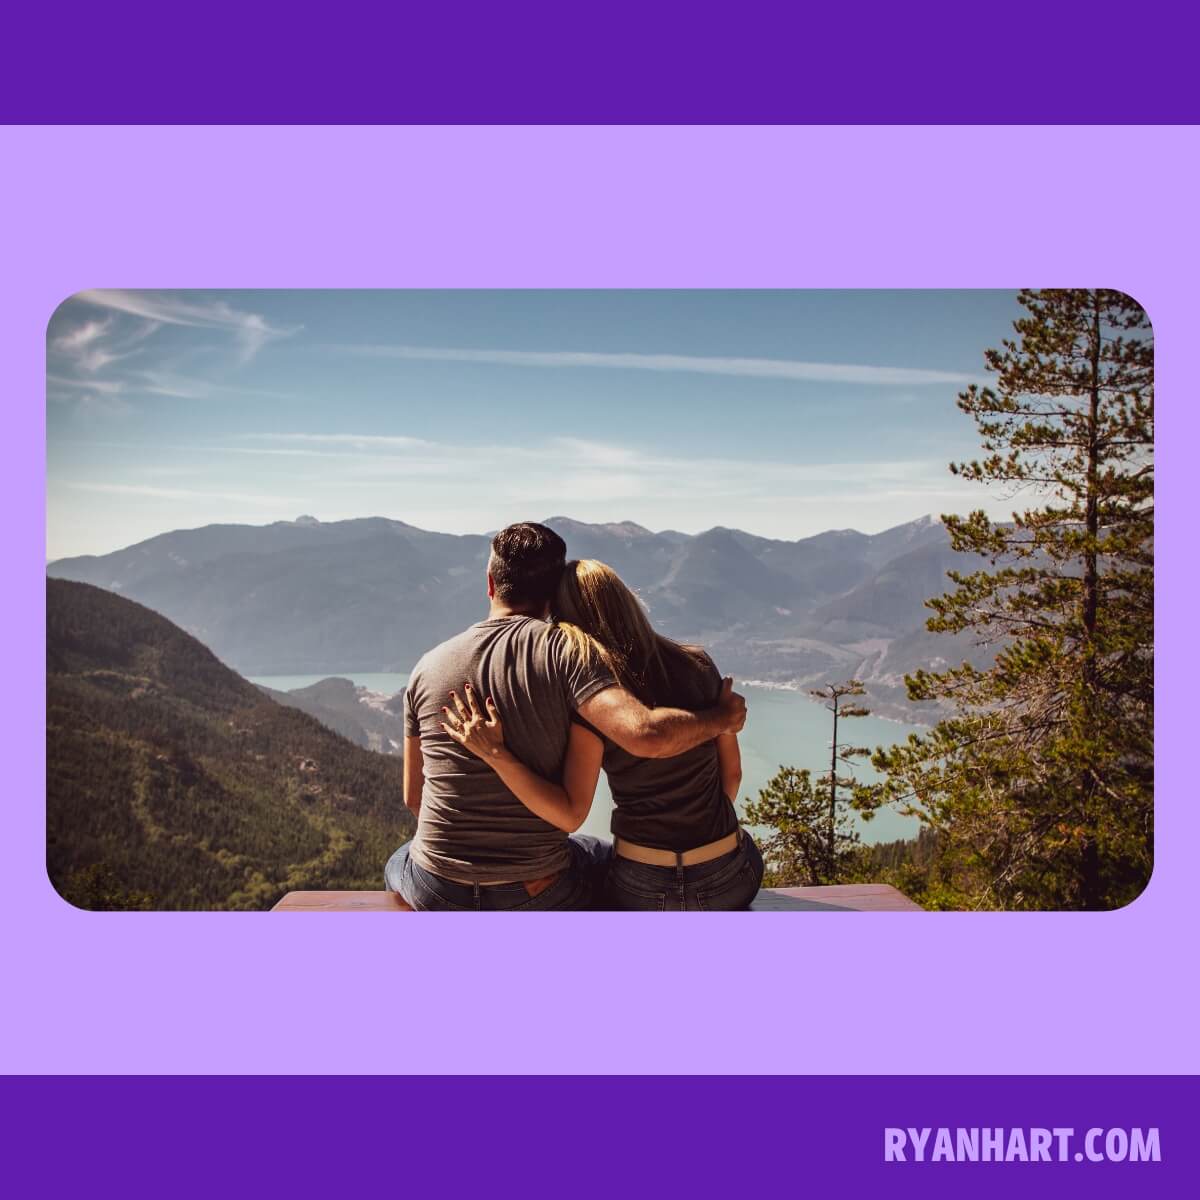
5;4;1200;122
3;126;1197;1075
2;1076;1195;1198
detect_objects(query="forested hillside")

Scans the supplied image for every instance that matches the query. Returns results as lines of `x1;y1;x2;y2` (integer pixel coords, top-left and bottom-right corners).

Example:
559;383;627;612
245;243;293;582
47;580;414;910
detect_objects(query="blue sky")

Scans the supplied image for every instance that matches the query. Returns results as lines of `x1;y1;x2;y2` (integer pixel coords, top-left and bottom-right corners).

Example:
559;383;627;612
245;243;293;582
46;289;1024;559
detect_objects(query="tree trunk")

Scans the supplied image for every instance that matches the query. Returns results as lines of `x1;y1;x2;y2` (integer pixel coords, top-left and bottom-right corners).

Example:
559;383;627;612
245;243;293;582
828;700;838;882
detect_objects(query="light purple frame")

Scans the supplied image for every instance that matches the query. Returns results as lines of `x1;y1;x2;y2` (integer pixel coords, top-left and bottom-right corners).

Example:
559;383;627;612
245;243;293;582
3;126;1194;1074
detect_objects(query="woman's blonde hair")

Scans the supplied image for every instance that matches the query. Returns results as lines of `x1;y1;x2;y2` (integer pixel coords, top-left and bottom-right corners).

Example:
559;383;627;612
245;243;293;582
554;559;709;706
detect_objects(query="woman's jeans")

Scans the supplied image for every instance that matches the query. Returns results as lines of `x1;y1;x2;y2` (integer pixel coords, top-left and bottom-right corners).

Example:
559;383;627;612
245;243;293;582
385;836;611;911
605;832;765;911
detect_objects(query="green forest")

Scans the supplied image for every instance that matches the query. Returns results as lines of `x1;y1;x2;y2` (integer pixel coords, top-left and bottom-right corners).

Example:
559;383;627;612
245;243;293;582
47;579;414;910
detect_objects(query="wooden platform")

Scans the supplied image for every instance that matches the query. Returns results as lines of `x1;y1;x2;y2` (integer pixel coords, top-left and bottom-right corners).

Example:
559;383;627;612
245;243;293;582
751;884;922;911
271;883;920;912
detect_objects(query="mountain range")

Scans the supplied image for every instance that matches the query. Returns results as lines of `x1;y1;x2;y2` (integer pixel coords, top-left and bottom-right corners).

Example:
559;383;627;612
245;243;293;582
46;579;414;910
47;513;991;718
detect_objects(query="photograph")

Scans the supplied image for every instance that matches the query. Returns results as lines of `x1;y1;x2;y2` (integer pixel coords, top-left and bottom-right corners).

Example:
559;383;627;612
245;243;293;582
45;287;1153;912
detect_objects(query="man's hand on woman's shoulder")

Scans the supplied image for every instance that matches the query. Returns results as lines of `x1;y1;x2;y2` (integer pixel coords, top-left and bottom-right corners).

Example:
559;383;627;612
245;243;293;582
715;676;748;735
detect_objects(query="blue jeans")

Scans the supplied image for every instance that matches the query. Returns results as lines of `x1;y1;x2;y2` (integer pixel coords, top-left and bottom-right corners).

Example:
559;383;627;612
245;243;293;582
384;836;612;911
605;832;764;911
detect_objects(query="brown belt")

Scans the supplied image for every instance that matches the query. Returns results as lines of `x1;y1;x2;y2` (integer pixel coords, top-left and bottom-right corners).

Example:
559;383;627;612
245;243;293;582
614;829;741;868
442;870;562;897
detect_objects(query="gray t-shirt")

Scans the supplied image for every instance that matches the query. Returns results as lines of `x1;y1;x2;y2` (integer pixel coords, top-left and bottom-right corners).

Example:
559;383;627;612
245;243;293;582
404;616;614;882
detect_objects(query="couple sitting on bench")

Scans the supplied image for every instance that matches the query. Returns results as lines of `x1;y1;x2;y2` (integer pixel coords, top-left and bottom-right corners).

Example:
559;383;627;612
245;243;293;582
385;522;762;911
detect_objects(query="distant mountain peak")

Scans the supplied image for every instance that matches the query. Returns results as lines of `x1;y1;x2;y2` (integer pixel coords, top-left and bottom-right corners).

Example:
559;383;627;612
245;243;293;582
888;513;942;536
293;515;321;527
544;516;653;539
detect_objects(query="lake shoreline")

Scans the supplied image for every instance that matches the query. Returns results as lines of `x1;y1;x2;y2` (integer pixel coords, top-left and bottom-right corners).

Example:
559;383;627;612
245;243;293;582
741;679;931;729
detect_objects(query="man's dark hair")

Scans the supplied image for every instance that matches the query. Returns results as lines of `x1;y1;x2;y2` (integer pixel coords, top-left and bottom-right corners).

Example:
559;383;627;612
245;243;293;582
489;522;567;611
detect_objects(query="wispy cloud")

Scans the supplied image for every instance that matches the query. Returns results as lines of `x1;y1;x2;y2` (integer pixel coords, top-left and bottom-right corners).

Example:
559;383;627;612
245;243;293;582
74;290;300;363
48;293;300;424
343;344;979;387
47;373;135;419
48;366;295;411
133;370;295;401
51;317;112;360
52;318;111;352
233;431;956;504
241;432;433;450
49;317;147;374
48;374;126;396
66;482;299;505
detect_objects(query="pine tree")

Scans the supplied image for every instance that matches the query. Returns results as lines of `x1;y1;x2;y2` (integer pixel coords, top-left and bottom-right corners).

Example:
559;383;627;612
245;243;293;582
743;766;861;886
809;680;871;878
869;289;1153;910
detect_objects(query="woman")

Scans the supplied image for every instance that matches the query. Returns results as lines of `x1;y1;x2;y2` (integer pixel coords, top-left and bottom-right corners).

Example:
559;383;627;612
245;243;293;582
441;559;764;911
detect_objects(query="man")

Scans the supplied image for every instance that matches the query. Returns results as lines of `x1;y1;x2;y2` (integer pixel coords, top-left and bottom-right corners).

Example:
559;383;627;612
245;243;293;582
385;522;747;910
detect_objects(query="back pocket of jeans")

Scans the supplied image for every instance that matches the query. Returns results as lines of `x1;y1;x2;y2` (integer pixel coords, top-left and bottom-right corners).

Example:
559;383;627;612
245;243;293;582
407;871;474;912
694;859;758;912
607;872;671;912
